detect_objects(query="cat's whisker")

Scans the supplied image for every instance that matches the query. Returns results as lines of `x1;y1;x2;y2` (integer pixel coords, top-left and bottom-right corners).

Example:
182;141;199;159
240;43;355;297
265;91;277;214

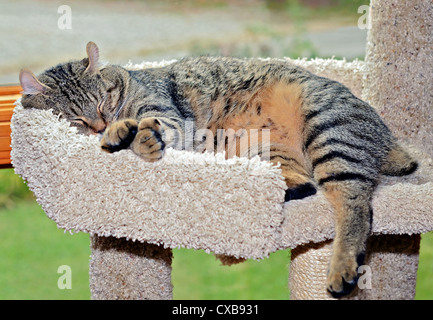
114;96;129;121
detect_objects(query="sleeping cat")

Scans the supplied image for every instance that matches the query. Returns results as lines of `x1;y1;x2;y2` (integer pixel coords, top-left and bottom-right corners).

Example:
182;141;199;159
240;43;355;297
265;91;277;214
19;41;417;298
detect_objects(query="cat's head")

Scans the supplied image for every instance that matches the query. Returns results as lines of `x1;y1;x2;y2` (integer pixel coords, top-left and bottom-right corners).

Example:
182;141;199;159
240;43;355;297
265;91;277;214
19;42;127;135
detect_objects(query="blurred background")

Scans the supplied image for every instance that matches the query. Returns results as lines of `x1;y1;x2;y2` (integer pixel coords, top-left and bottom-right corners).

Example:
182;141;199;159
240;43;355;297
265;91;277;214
1;0;371;84
0;0;432;299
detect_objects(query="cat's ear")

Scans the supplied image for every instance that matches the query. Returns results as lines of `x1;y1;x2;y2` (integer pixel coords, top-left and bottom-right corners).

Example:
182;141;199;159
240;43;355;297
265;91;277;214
85;41;100;74
19;69;49;95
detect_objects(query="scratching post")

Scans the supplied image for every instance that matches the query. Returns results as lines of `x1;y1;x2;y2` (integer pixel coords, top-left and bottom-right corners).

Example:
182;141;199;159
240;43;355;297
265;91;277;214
10;0;433;301
363;0;433;158
289;235;421;300
289;241;333;300
89;235;173;300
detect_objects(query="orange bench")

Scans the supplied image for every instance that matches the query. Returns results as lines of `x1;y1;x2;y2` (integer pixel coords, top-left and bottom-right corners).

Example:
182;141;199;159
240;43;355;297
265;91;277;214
0;85;22;168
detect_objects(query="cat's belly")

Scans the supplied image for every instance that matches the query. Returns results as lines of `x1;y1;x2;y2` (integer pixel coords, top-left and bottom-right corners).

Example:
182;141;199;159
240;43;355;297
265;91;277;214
219;82;306;164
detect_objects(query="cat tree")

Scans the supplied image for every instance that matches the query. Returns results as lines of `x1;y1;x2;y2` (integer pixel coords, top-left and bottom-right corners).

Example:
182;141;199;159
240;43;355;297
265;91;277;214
10;0;433;299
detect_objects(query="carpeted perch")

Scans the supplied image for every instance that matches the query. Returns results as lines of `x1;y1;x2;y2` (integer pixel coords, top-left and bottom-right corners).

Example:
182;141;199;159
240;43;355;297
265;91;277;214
10;0;433;299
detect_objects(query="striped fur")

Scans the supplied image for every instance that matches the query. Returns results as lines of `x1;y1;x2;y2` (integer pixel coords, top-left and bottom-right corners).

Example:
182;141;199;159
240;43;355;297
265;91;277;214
20;42;418;297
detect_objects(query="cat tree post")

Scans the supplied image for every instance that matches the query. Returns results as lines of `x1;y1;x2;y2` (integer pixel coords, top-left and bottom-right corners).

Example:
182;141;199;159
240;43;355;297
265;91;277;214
362;0;433;159
289;235;421;300
89;235;173;300
287;0;433;300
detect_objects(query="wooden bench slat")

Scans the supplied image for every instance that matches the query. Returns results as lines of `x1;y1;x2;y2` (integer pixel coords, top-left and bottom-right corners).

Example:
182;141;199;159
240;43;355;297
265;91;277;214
0;122;11;136
0;135;11;168
0;86;22;167
0;104;15;110
0;105;15;110
0;85;22;96
0;149;11;158
0;95;21;103
0;134;11;148
0;152;12;166
0;101;17;106
0;106;14;113
0;108;14;122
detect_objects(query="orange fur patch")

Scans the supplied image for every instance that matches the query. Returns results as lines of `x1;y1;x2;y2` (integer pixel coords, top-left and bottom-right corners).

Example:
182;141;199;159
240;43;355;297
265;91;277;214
221;82;306;164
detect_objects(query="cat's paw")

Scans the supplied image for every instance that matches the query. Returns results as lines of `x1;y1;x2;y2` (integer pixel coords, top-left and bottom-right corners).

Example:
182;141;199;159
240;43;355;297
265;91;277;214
100;119;138;153
326;255;360;298
131;117;166;162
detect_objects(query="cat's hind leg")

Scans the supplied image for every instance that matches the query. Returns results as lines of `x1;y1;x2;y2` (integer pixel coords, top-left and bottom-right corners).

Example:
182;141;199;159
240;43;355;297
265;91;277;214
267;147;317;201
243;82;316;201
308;135;378;297
319;176;376;298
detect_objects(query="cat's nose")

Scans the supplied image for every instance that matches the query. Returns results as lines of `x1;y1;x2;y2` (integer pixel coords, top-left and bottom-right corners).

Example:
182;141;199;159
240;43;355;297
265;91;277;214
92;118;106;134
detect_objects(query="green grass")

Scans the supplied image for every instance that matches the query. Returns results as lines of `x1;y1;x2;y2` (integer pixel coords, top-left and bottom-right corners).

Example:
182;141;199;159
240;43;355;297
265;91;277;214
172;249;290;300
0;170;432;299
0;169;34;208
0;201;91;300
416;232;433;300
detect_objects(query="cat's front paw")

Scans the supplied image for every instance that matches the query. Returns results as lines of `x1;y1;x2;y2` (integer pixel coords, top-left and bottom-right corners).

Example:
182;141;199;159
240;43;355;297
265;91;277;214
131;117;166;162
100;119;138;153
326;255;360;298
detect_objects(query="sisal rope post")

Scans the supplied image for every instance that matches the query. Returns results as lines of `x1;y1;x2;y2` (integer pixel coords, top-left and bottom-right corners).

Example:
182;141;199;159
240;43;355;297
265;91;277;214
289;235;421;300
289;241;333;300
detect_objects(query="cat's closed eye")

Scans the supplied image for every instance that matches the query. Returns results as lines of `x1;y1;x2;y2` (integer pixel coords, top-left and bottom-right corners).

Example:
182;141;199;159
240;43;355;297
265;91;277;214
71;117;89;126
70;117;106;135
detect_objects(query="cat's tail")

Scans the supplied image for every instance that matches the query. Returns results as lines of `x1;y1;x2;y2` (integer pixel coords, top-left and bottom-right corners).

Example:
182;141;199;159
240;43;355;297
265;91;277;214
380;141;418;176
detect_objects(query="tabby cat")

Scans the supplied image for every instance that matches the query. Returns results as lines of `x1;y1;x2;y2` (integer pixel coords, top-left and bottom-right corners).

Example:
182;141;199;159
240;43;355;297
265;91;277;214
19;42;417;298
